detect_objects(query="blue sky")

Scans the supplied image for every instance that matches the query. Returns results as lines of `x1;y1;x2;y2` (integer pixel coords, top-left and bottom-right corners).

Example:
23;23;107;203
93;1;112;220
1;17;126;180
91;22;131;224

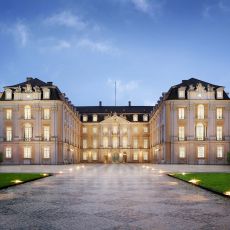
0;0;230;106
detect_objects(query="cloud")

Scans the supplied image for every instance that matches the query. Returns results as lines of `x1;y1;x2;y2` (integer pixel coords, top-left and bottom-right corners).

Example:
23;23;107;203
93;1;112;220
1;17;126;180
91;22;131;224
203;1;230;18
44;11;87;29
131;0;150;13
54;40;71;50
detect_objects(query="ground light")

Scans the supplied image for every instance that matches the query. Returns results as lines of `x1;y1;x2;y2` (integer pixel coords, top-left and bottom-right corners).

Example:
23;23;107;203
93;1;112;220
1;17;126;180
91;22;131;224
11;180;23;184
224;191;230;196
188;179;201;185
42;173;48;177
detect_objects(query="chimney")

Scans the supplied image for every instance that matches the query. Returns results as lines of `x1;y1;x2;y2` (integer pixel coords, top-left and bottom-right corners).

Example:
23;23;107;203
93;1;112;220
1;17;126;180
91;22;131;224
26;77;33;81
99;101;102;106
128;101;131;106
47;81;53;86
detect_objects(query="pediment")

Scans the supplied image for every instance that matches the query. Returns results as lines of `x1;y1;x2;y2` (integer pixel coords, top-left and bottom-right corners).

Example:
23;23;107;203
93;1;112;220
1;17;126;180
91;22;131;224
101;114;130;124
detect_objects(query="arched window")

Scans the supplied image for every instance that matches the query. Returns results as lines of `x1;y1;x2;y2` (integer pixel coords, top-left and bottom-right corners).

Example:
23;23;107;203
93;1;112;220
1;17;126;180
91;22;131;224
24;105;31;119
24;123;32;140
196;123;204;140
197;104;204;119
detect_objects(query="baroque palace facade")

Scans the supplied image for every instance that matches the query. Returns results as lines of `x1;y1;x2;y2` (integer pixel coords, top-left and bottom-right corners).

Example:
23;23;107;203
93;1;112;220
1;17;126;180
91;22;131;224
0;77;229;165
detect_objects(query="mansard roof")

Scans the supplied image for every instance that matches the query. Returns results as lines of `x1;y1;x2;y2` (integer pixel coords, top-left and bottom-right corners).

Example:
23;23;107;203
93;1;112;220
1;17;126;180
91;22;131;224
165;78;229;100
6;77;50;88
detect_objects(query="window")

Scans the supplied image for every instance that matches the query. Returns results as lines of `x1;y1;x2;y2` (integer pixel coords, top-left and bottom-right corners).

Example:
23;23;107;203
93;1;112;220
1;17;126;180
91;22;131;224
92;152;97;160
178;108;185;119
217;90;223;99
93;114;98;122
197;104;204;119
143;127;148;133
43;147;50;159
5;89;12;100
122;127;127;134
133;114;138;122
5;147;12;158
113;137;118;148
143;114;148;122
24;146;32;158
143;152;148;160
83;152;88;160
143;139;148;149
82;127;87;134
24;105;31;119
179;146;186;158
133;127;138;133
93;139;97;148
178;90;185;98
133;139;138;148
44;108;50;119
44;91;50;99
123;137;128;148
103;137;108;148
24;123;32;140
179;126;185;141
217;146;223;158
197;146;205;158
113;126;118;134
217;126;223;140
133;151;138;160
44;126;50;141
103;127;108;134
83;115;88;122
6;109;12;120
6;127;12;141
216;108;223;119
93;127;97;134
196;123;204;140
83;139;87;149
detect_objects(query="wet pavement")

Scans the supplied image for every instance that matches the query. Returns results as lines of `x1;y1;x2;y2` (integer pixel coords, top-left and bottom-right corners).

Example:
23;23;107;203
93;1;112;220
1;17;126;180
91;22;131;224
0;164;230;230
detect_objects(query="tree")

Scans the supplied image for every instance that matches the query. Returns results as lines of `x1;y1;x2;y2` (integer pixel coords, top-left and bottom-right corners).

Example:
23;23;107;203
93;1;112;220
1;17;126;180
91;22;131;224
227;152;230;164
0;152;3;163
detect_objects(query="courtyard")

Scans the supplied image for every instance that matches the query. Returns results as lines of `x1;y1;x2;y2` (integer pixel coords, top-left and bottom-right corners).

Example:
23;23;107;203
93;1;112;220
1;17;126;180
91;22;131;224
0;164;230;230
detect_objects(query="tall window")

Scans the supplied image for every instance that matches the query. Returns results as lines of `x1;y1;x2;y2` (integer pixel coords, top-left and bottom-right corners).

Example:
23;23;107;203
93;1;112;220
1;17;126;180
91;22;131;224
178;108;185;119
178;90;185;98
143;139;148;149
92;152;97;160
44;108;50;119
133;114;138;122
24;146;32;158
143;114;148;121
123;137;128;148
44;126;50;141
83;139;87;149
197;104;204;119
179;126;185;141
93;114;97;122
113;126;118;134
113;137;118;148
217;146;223;158
43;147;50;159
43;89;50;99
122;127;127;134
197;146;205;158
133;151;138;160
143;152;148;160
83;115;88;122
6;109;12;120
103;137;108;148
24;105;31;119
217;126;223;140
217;90;223;99
24;123;32;140
6;127;12;141
93;127;97;134
179;146;186;158
143;127;148;133
82;127;87;134
133;139;138;148
133;127;138;133
216;108;223;119
5;147;12;158
83;152;88;160
196;123;204;140
103;127;108;134
5;89;12;100
93;139;97;148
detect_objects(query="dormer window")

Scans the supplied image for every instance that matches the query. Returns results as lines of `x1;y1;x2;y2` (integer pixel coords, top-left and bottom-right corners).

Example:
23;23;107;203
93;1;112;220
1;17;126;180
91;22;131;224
5;89;12;100
43;88;50;99
83;115;88;122
133;114;138;122
217;89;223;99
93;114;98;122
178;90;185;98
143;114;148;122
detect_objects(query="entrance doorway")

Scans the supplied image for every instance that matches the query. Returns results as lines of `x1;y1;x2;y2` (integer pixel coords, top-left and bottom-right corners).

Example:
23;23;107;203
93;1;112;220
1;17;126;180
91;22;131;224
112;153;119;163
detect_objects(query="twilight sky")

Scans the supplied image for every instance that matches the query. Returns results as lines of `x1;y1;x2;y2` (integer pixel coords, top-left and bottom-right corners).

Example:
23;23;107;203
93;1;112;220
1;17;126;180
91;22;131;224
0;0;230;106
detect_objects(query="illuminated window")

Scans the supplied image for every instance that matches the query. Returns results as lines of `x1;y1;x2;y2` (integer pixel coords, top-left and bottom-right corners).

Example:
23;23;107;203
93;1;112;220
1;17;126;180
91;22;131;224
197;104;204;119
178;108;185;119
24;146;32;158
216;108;223;119
43;88;50;99
133;127;138;133
5;147;12;158
82;127;87;134
143;114;148;122
43;147;50;159
143;152;148;160
83;139;87;149
113;137;118;148
93;127;97;134
143;139;148;149
83;115;88;122
123;137;128;148
217;146;223;158
143;127;148;133
24;105;31;119
103;127;108;134
178;90;185;98
197;146;205;158
44;126;50;141
133;151;138;160
179;126;185;141
6;109;12;120
44;108;50;119
6;127;12;141
217;90;223;99
92;152;97;160
24;123;32;140
133;139;138;148
93;139;97;148
133;114;138;122
196;123;204;140
83;152;88;160
103;137;108;148
122;127;127;134
93;114;98;122
179;146;186;158
217;126;223;140
5;90;12;100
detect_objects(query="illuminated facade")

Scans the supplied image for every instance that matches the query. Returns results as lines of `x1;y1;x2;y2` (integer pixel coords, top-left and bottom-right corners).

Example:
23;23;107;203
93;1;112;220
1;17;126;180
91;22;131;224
0;77;229;164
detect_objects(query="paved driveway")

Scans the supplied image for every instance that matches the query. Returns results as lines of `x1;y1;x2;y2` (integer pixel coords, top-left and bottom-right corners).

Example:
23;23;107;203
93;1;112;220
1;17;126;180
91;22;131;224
0;164;230;230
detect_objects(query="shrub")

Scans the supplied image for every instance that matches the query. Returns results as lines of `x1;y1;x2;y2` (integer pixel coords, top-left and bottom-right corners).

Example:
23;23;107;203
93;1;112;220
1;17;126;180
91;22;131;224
227;152;230;164
0;152;3;163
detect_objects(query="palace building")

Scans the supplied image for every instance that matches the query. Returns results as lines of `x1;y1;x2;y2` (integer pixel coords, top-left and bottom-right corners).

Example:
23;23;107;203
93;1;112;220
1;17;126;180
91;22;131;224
0;77;229;164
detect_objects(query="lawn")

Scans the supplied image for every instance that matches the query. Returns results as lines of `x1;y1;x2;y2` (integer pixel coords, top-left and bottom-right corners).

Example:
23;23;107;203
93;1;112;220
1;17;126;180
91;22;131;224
169;172;230;196
0;173;51;189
